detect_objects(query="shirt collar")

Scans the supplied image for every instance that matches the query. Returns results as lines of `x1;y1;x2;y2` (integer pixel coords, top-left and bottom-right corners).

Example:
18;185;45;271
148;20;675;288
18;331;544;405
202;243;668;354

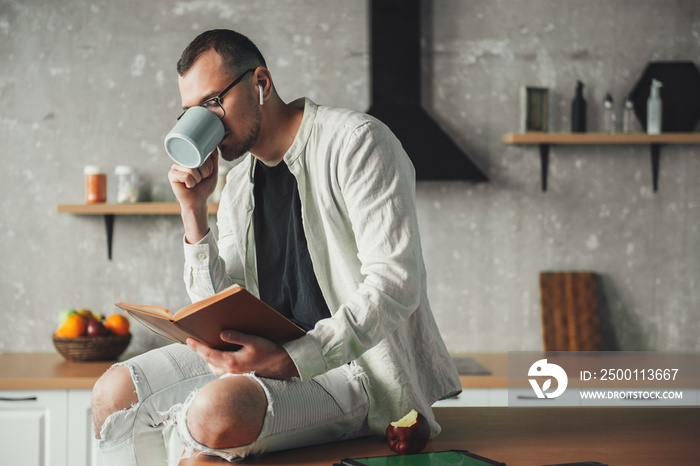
247;97;317;182
283;97;317;166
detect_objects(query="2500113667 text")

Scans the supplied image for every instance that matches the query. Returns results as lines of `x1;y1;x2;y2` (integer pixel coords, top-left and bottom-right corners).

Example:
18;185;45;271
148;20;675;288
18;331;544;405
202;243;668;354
581;369;679;382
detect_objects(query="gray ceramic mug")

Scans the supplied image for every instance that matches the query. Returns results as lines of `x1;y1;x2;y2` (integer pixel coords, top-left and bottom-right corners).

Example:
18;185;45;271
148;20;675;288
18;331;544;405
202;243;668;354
164;106;225;168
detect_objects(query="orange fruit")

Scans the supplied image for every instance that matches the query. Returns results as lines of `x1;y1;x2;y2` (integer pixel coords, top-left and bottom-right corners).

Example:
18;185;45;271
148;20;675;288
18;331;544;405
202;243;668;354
104;314;130;336
55;314;88;338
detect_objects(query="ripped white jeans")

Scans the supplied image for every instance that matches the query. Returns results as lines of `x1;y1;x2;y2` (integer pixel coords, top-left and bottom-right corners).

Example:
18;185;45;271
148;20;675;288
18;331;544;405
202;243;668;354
97;344;371;465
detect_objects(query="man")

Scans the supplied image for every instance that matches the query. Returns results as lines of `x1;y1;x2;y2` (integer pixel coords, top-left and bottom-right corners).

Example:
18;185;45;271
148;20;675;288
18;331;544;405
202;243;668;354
92;29;461;464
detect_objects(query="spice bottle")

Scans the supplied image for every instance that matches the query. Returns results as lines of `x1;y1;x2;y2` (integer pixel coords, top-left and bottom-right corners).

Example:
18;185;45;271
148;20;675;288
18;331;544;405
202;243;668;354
115;166;138;203
84;166;107;204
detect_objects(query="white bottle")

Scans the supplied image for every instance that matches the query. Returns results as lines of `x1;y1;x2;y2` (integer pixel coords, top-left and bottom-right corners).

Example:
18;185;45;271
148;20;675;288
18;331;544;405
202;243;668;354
646;79;663;135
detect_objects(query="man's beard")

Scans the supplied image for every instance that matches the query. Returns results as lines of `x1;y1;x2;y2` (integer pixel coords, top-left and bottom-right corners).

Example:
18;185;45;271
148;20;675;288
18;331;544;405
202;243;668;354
219;101;262;162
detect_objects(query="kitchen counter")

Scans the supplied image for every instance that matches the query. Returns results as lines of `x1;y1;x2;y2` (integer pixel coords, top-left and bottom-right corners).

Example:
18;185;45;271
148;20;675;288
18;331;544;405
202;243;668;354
0;352;508;390
180;406;700;465
0;352;120;390
3;353;698;465
452;352;508;388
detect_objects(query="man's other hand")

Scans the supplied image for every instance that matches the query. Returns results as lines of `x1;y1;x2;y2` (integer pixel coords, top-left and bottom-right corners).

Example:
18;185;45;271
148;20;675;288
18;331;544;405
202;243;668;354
186;330;300;379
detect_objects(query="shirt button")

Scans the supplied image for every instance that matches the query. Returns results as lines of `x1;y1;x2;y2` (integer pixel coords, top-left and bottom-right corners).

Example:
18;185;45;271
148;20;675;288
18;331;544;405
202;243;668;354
198;253;207;260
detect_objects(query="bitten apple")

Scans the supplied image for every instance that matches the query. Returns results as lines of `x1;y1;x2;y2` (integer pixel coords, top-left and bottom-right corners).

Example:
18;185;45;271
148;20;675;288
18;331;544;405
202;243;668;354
385;409;430;455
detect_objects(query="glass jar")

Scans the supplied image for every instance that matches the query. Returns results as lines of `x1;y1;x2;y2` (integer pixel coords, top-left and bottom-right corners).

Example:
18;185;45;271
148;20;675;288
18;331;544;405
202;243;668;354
115;165;138;203
623;98;639;133
603;93;616;133
84;165;107;204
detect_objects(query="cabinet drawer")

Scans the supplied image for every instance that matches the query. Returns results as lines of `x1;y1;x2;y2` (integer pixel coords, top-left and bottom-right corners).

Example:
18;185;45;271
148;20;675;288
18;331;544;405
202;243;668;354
0;390;68;466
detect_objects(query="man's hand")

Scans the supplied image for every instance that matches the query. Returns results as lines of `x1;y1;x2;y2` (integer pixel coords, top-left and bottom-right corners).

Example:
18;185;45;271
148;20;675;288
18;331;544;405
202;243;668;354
167;151;219;209
167;151;219;244
186;330;300;379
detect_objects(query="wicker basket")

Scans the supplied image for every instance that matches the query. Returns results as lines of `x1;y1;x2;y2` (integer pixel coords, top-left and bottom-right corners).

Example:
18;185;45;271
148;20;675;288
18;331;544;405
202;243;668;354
53;333;131;362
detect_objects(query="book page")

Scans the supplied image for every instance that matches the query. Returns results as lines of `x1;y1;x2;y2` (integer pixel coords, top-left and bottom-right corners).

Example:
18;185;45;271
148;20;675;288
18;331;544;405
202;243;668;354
174;284;244;320
119;284;305;350
124;309;193;345
115;303;173;319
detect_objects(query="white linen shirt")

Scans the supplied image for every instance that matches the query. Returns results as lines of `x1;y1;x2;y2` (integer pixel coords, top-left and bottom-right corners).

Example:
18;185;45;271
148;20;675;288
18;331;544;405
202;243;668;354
183;98;462;436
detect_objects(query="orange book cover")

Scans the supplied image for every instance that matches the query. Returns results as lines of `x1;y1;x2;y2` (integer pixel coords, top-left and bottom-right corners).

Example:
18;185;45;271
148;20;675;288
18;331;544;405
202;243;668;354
116;285;306;350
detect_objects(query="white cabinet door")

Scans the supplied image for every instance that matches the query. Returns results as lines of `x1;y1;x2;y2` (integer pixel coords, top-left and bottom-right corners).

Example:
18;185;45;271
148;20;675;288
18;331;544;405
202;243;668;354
0;390;68;466
67;390;103;466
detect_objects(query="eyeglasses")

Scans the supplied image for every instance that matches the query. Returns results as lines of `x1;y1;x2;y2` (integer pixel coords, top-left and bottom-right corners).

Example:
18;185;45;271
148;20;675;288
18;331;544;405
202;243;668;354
177;68;256;120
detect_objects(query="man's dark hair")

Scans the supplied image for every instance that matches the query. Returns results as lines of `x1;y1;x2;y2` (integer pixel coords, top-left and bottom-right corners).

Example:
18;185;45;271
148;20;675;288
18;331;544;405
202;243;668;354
177;29;267;77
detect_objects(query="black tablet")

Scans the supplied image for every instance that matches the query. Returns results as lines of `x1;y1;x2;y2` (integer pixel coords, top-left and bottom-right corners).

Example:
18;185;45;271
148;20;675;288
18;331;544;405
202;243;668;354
340;449;506;466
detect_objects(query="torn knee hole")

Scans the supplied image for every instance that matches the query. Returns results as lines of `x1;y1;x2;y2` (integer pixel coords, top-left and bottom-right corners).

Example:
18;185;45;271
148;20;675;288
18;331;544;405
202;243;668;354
96;402;140;440
92;363;140;439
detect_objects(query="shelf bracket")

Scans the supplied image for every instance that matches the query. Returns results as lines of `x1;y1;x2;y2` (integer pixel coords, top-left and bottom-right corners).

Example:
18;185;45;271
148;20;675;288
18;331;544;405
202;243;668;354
538;142;661;192
104;215;114;260
650;144;661;192
539;144;550;191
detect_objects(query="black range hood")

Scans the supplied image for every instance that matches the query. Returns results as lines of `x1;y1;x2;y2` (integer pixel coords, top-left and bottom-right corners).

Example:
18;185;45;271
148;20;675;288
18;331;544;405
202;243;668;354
367;0;488;182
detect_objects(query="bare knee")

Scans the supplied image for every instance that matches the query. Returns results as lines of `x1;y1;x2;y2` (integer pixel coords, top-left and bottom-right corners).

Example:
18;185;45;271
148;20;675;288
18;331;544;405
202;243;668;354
92;365;138;439
186;376;267;449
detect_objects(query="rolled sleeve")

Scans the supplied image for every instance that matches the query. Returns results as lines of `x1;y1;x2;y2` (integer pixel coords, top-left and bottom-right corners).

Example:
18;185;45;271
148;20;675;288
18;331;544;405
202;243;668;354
282;334;327;381
183;230;219;267
183;230;220;302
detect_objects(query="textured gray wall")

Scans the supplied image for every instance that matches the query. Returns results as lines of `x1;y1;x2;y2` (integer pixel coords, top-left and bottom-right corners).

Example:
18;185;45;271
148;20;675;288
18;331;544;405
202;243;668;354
1;0;698;355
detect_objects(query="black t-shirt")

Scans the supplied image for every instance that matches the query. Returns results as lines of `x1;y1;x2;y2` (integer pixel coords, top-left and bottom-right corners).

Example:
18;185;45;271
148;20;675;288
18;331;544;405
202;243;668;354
253;159;331;331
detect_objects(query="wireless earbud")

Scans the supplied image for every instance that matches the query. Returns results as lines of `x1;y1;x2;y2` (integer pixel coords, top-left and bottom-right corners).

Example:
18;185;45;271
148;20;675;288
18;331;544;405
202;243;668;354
258;85;264;105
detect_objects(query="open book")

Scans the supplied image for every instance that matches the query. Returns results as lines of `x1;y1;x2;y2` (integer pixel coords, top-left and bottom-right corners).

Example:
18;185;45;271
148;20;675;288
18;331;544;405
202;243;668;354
116;285;306;350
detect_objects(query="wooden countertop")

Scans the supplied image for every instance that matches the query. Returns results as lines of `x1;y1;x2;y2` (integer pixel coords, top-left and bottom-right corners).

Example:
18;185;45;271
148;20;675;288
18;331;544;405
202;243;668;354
3;353;698;465
181;406;700;465
0;352;508;390
0;352;120;390
453;352;508;388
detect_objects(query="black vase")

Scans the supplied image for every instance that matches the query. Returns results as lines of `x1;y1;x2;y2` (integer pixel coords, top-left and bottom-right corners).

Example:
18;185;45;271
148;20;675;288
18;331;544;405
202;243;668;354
572;81;587;133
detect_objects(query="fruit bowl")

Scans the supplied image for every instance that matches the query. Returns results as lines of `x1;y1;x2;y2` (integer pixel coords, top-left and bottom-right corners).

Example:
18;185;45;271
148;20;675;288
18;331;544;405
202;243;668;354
53;333;131;362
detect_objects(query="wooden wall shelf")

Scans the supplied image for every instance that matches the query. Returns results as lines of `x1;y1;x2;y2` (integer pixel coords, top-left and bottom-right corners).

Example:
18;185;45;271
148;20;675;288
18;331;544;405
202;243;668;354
57;203;218;259
56;202;218;216
502;132;700;191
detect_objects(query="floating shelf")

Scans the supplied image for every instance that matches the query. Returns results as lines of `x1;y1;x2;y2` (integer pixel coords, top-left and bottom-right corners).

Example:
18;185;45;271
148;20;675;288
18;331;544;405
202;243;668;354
57;202;219;259
502;132;700;191
56;202;218;216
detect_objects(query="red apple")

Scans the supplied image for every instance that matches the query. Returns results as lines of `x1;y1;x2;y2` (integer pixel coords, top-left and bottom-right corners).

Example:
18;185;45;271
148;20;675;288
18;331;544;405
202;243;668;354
86;319;107;337
385;409;430;455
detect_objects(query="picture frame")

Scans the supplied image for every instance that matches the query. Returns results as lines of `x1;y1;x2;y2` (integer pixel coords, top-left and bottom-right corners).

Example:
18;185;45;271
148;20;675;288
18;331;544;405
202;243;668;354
520;86;549;132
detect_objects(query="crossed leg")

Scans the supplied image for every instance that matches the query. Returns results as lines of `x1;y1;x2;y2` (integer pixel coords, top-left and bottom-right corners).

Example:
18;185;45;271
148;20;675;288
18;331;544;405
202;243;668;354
91;344;255;464
184;375;266;448
92;344;371;464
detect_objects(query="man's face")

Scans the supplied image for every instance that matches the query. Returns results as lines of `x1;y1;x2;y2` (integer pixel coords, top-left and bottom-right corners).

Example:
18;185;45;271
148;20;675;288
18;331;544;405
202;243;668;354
178;49;261;162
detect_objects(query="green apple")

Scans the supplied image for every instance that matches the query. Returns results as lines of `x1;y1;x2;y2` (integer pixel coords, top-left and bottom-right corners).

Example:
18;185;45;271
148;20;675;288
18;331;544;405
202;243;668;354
58;309;77;326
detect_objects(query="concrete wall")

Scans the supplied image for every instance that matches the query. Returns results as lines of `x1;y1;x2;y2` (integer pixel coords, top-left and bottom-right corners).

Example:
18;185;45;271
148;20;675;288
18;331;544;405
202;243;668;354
1;0;698;354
